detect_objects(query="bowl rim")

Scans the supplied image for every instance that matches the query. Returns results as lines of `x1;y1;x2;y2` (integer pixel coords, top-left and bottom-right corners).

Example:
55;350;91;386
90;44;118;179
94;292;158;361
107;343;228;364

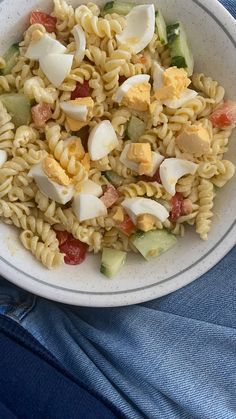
0;0;235;307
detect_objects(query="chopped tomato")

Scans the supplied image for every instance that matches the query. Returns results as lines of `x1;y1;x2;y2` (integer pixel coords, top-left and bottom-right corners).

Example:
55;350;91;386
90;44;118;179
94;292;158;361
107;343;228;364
139;168;162;184
169;192;184;223
209;101;236;128
57;232;88;265
101;185;119;208
56;231;69;246
30;11;57;33
117;214;135;236
119;76;127;85
71;81;90;100
31;103;52;128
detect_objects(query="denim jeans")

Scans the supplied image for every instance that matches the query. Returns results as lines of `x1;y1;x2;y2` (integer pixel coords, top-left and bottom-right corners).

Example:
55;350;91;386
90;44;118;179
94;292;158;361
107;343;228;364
0;243;235;419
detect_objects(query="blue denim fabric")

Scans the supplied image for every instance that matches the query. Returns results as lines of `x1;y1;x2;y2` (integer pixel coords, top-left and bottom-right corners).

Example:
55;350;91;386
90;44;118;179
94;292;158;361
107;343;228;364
0;1;235;418
1;245;235;419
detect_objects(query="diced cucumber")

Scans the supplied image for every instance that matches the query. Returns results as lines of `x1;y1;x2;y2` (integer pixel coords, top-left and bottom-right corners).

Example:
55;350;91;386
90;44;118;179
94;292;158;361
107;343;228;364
102;1;133;15
131;229;177;261
127;116;146;142
0;44;19;76
104;170;123;187
0;93;31;127
155;10;168;45
167;22;194;76
100;247;127;278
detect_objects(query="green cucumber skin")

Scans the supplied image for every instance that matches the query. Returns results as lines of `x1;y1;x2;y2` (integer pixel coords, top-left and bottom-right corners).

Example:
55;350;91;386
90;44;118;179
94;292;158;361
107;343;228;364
104;170;123;187
172;56;187;68
100;247;127;278
0;93;31;127
131;229;177;261
167;22;194;76
1;44;19;76
127;116;146;142
103;1;133;15
155;10;168;45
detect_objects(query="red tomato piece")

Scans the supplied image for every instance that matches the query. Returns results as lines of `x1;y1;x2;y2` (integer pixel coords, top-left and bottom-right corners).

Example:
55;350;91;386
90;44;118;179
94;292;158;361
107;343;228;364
71;81;90;100
117;214;135;236
30;11;57;33
209;101;236;128
56;231;69;246
169;192;184;223
31;103;52;128
58;232;88;265
139;168;162;184
101;185;119;208
119;76;127;85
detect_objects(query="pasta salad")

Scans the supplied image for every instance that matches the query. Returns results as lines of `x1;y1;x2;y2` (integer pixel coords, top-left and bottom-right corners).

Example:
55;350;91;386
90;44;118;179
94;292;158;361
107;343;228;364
0;0;235;277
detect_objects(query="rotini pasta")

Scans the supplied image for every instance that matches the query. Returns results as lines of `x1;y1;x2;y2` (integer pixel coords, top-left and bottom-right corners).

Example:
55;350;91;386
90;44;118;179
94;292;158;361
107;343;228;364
196;179;214;240
20;230;63;268
118;181;165;199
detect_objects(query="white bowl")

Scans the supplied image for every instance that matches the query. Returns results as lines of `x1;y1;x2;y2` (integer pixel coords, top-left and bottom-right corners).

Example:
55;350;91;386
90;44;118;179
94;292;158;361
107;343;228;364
0;0;235;306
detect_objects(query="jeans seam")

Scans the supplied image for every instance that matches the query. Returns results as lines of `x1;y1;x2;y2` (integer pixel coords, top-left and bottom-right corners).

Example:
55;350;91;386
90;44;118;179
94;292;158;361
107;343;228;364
5;296;37;323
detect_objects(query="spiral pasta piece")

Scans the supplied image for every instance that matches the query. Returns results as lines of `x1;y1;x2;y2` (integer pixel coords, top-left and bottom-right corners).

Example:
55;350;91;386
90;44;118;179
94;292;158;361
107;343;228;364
35;190;59;224
56;208;102;252
0;100;15;153
0;149;45;180
8;182;37;202
118;181;165;199
8;213;59;250
211;128;232;157
211;160;235;188
75;5;123;38
0;177;13;199
191;73;225;105
196;179;214;240
24;77;58;104
0;199;31;218
20;230;64;268
108;154;136;178
0;74;16;93
103;228;132;252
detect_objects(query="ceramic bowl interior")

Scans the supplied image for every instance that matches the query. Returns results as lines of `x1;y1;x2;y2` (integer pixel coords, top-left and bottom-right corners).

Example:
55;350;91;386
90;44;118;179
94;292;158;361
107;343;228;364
0;0;235;306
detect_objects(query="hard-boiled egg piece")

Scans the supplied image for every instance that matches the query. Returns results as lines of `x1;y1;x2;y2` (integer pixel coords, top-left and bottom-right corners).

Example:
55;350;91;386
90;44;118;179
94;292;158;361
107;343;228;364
79;180;102;197
88;120;119;161
163;88;198;109
60;97;94;122
72;194;107;221
72;24;86;64
25;33;66;60
114;74;150;104
0;150;7;168
120;143;164;175
28;162;74;205
39;53;73;88
176;124;211;156
149;151;165;177
152;61;164;91
160;158;198;196
116;5;155;54
121;197;169;224
120;143;139;172
60;102;88;122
